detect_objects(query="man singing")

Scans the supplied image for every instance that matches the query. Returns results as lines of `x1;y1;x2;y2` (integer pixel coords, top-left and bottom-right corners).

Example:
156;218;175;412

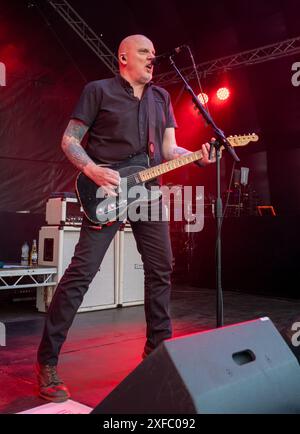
36;34;214;402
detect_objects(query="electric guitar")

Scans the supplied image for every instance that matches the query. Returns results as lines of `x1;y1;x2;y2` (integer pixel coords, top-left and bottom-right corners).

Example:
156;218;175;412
76;134;259;225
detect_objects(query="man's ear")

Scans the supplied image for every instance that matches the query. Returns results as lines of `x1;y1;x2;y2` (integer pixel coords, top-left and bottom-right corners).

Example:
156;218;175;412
119;54;127;65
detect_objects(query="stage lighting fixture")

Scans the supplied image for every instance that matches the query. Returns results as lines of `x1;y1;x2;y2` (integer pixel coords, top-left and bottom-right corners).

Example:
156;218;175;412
198;93;209;104
217;87;230;101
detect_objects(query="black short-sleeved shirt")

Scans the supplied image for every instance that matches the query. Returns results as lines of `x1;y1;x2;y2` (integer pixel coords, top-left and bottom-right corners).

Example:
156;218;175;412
71;75;177;164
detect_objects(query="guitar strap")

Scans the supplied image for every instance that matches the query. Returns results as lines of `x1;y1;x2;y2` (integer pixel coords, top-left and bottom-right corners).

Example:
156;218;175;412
147;85;161;167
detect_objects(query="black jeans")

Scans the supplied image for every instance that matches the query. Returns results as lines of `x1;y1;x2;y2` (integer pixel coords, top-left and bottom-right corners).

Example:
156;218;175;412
37;215;173;366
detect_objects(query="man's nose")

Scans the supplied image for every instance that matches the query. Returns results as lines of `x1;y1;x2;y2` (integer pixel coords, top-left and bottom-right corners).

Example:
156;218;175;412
148;54;155;64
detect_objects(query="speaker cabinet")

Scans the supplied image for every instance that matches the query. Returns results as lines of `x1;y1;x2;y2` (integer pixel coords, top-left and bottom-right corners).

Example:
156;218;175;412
118;225;144;306
92;318;300;414
37;226;118;313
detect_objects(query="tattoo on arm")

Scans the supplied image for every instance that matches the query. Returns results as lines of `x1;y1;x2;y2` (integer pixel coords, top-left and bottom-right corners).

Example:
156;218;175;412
166;146;191;160
62;119;93;170
172;146;190;157
173;146;204;167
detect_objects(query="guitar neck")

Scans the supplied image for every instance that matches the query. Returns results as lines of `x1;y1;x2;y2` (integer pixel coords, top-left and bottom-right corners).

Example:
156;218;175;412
138;133;258;182
139;150;203;182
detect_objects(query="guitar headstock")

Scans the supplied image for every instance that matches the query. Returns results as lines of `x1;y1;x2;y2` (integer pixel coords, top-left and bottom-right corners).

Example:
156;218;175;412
227;133;259;147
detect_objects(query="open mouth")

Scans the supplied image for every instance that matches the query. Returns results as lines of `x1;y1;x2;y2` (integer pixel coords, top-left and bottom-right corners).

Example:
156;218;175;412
145;63;153;72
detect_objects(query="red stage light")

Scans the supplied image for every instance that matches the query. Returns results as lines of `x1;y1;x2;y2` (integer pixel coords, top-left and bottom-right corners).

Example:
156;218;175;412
198;93;209;105
217;87;230;101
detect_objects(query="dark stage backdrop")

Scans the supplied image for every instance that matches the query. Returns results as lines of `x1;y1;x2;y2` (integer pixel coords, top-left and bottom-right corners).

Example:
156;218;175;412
0;76;78;213
171;216;300;299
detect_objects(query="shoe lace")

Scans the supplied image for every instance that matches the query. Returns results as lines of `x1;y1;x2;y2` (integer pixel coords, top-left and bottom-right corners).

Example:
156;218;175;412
44;365;62;385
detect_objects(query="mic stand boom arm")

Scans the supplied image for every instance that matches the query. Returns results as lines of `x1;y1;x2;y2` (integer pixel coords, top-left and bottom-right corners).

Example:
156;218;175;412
168;55;240;328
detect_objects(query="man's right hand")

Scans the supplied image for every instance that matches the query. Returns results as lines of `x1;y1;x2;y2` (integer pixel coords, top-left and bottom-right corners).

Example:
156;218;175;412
84;164;120;197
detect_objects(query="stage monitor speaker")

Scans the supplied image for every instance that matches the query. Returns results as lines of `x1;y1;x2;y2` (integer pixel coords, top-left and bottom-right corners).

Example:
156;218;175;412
92;318;300;414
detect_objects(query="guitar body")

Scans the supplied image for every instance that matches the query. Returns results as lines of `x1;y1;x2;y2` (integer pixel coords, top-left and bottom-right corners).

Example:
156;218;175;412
76;164;161;225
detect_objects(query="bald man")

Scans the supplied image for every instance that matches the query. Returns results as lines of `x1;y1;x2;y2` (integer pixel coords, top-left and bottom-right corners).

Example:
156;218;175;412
36;34;213;403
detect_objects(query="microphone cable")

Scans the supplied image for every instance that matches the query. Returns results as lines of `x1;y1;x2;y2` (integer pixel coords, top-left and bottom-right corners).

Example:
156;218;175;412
185;45;211;116
185;44;237;222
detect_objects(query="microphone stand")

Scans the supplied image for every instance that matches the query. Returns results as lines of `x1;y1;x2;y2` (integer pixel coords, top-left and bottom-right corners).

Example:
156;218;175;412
168;56;240;328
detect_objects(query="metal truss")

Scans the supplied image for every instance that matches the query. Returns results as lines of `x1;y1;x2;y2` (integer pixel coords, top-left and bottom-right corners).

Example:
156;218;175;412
155;36;300;86
44;2;300;85
47;0;119;74
0;267;57;291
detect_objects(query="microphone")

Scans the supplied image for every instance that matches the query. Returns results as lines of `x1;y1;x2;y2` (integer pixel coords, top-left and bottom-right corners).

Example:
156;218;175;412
151;45;186;65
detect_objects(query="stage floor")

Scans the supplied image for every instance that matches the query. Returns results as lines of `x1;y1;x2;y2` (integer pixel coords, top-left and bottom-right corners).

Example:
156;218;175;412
0;285;299;414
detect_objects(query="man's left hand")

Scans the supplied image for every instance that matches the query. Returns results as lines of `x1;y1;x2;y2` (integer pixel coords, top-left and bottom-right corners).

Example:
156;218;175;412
170;140;216;167
197;141;216;167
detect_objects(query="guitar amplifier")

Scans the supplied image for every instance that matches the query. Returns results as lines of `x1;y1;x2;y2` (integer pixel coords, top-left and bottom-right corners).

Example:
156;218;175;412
118;223;144;306
46;197;83;226
37;226;119;313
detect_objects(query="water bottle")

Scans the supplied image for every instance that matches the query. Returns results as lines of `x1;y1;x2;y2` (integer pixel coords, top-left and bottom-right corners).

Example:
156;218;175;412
30;239;38;267
21;242;29;266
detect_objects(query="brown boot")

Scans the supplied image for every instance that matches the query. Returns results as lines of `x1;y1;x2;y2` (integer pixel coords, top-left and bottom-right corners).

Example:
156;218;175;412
36;363;70;403
142;343;155;359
